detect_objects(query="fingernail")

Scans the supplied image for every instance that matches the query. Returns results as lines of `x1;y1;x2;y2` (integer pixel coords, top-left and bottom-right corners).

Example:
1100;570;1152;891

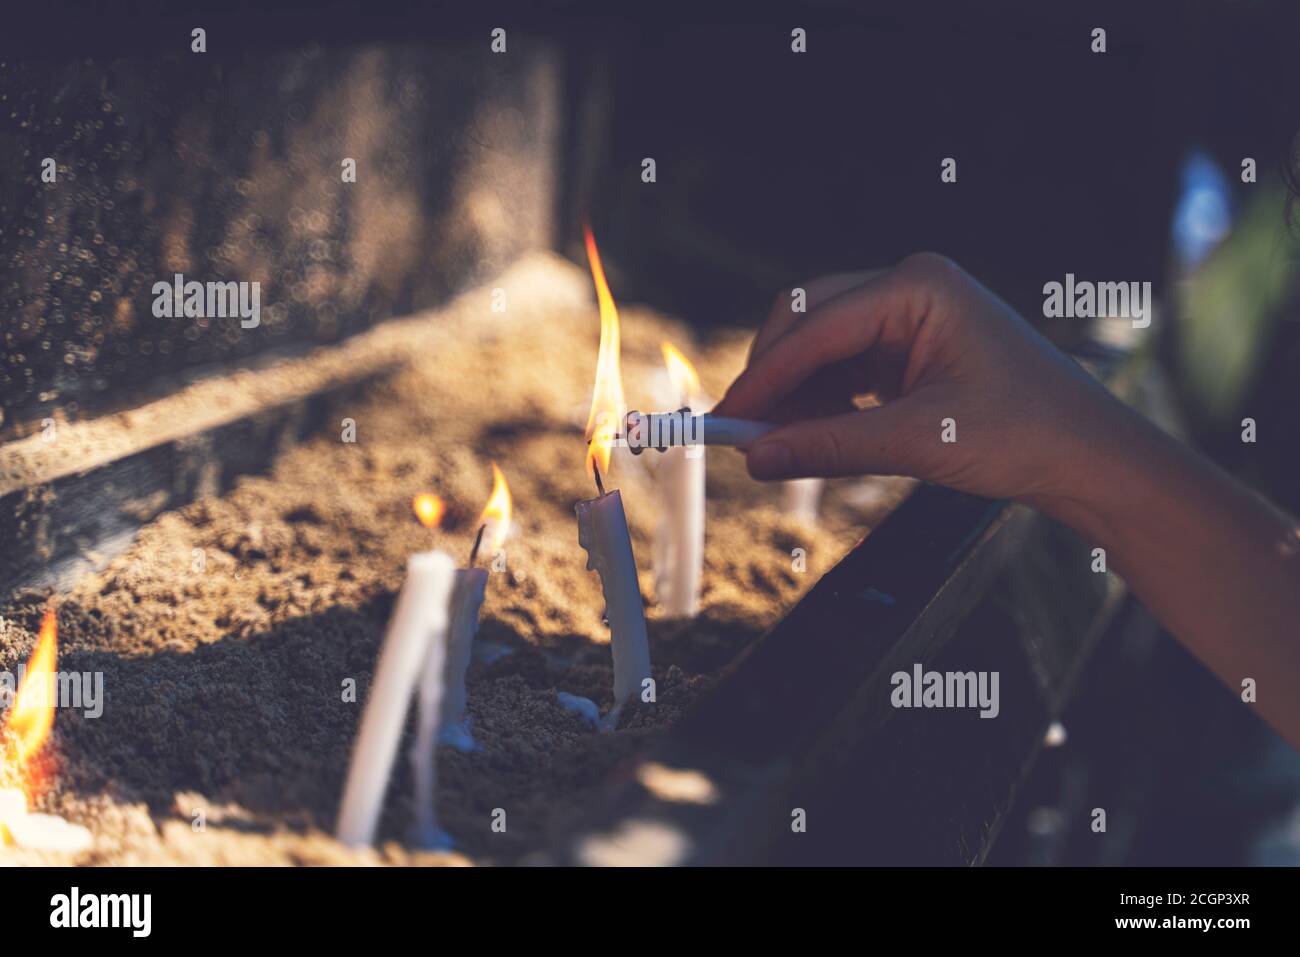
748;441;793;479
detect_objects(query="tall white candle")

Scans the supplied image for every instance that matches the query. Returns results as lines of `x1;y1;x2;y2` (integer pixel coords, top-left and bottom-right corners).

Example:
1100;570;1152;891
624;411;773;452
654;444;704;617
576;488;652;725
652;344;706;618
576;225;651;727
336;551;456;848
783;477;825;524
407;569;465;849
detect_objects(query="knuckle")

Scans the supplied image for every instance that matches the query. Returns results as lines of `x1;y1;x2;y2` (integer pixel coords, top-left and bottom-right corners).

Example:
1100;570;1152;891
901;251;960;283
772;287;799;316
892;420;931;467
809;428;846;474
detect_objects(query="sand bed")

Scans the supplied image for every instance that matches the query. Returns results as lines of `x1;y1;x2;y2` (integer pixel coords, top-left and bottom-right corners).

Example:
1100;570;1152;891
0;256;909;865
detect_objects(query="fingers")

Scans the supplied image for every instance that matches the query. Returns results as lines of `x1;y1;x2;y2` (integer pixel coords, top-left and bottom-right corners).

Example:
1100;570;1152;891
716;269;923;420
744;405;910;480
747;271;883;364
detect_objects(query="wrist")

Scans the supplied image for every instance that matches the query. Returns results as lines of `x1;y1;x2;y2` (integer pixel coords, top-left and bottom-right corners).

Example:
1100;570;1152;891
1025;392;1166;547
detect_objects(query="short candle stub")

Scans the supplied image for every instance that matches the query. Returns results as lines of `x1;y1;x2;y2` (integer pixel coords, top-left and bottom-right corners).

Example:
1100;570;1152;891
437;567;488;754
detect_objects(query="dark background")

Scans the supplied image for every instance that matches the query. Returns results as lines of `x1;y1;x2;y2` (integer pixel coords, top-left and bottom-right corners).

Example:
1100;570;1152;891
3;0;1299;865
6;1;1298;436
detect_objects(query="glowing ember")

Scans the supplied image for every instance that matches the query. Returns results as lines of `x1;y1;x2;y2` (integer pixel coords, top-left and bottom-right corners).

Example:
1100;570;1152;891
583;225;626;482
413;493;446;529
479;463;513;553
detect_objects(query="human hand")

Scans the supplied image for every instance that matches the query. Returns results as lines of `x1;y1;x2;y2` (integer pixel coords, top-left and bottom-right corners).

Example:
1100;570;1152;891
712;253;1135;510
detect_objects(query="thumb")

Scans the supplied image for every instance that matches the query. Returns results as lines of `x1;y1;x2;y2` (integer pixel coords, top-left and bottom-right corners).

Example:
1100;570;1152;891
745;406;911;480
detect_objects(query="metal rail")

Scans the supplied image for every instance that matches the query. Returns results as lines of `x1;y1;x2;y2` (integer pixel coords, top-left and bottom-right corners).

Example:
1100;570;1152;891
557;487;1123;865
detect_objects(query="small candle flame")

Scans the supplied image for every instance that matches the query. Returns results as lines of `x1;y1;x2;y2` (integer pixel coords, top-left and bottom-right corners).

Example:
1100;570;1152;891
413;494;446;529
479;462;512;553
662;341;702;407
583;225;625;483
3;608;58;794
0;604;94;853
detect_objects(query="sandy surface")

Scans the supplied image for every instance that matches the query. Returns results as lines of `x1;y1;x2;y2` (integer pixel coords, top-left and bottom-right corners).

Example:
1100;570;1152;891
0;256;910;865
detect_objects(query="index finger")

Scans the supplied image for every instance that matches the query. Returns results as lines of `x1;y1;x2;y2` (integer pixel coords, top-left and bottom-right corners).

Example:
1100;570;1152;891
715;268;923;420
748;271;884;363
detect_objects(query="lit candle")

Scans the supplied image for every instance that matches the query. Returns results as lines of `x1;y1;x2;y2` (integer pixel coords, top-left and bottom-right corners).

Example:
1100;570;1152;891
652;343;706;618
336;504;456;849
0;608;93;853
783;477;825;524
569;226;652;728
434;463;512;754
406;467;512;846
434;568;487;755
576;481;652;724
622;410;773;452
407;554;459;849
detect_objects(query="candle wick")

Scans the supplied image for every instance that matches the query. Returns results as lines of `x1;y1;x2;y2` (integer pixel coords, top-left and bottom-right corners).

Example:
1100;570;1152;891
469;524;486;566
593;462;606;497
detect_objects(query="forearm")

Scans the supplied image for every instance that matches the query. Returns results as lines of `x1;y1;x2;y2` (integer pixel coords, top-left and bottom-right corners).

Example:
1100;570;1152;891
1037;400;1300;749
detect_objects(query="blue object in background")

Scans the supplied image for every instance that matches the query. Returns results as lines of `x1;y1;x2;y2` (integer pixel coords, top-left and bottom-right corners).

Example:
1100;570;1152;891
1172;149;1233;270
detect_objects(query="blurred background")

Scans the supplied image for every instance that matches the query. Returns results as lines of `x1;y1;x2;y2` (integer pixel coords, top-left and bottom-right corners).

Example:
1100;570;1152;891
2;0;1298;864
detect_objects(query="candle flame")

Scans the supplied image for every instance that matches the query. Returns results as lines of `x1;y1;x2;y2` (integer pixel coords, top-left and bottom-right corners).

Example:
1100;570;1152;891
413;493;446;529
479;462;512;553
662;341;701;407
583;225;625;482
3;608;58;794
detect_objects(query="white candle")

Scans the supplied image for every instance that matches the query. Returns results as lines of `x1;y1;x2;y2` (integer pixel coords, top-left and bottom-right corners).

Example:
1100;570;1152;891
407;572;462;849
651;345;707;618
575;488;652;725
436;567;487;752
576;225;651;726
336;550;456;848
783;477;825;524
433;464;510;753
654;443;705;617
624;411;773;452
0;608;94;854
0;787;92;853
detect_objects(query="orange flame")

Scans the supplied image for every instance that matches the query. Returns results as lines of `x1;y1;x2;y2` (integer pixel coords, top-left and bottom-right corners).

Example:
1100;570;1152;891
3;608;58;786
662;341;702;407
479;463;512;553
583;225;625;483
413;494;446;529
